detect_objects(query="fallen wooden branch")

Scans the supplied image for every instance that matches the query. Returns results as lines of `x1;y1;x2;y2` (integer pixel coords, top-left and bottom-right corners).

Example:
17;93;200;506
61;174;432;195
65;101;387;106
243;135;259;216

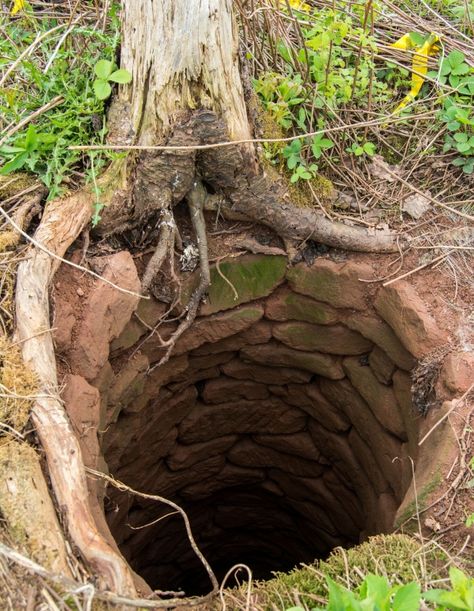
14;191;137;596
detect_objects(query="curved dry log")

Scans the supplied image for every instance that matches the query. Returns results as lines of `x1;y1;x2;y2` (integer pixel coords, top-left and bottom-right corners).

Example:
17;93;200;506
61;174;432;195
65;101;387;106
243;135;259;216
15;192;137;596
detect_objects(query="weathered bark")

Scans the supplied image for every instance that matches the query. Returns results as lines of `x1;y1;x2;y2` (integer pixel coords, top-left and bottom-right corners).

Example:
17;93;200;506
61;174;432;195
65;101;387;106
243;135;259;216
15;192;137;596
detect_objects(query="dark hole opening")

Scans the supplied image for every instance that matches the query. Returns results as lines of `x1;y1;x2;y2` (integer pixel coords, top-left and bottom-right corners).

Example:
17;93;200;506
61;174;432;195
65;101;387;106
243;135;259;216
103;355;411;596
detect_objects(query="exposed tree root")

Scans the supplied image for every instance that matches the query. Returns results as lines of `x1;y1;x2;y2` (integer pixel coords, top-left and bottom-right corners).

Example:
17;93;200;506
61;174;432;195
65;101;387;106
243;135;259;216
148;179;211;370
14;191;137;597
142;207;175;292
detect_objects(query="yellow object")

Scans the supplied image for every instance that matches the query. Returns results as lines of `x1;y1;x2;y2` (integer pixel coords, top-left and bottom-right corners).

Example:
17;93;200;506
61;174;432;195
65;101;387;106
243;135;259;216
283;0;311;12
10;0;25;15
390;32;440;114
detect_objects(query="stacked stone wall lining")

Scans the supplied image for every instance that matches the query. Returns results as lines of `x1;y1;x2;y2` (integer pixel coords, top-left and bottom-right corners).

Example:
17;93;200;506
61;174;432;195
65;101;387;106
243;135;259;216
52;252;471;592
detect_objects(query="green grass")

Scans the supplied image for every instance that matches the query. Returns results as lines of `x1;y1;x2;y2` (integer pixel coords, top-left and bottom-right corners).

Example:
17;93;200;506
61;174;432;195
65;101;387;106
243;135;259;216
0;2;122;200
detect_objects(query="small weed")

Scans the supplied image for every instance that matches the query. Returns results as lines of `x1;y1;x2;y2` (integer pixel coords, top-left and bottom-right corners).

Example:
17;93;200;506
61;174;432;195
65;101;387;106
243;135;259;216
253;2;474;192
423;566;474;610
284;568;474;611
347;140;377;157
93;59;132;100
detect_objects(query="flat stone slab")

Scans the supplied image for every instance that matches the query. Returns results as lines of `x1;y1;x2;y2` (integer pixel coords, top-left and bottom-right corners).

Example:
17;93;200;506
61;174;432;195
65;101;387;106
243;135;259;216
287;259;372;310
178;398;307;443
272;321;372;355
228;439;325;478
173;304;264;354
221;358;312;385
265;286;340;325
374;281;448;359
241;342;345;379
342;356;406;439
183;254;287;315
345;313;415;371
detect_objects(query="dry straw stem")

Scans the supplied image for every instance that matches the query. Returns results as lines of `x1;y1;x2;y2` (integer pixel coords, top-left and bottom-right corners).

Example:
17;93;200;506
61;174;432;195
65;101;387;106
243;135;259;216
382;250;451;286
0;337;38;431
0;23;67;88
69;109;437;152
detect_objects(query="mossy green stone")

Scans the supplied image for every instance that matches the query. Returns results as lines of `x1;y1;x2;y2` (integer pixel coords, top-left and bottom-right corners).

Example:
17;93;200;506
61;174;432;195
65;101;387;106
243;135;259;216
187;254;287;314
287;260;369;310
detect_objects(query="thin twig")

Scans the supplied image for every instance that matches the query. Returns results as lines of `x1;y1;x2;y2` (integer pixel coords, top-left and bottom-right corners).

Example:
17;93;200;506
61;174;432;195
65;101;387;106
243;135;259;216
86;468;219;593
382;251;451;286
418;383;474;447
0;96;64;148
68;110;439;152
0;205;147;300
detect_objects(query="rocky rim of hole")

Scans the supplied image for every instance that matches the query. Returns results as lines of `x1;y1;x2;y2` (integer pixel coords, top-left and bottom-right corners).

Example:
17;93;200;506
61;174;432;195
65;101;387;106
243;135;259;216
43;246;473;596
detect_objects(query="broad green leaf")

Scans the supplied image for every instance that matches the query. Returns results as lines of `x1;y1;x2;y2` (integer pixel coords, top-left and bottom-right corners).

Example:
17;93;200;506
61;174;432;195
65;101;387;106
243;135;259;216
446;121;460;131
454;132;468;142
408;32;427;46
450;566;469;593
108;69;132;84
448;50;466;68
452;63;470;76
363;142;376;156
94;59;113;80
455;142;470;153
392;582;421;611
462;160;474;173
24;124;38;152
440;60;452;76
0;145;26;154
287;155;298;169
0;151;28;174
450;75;460;88
93;79;112;100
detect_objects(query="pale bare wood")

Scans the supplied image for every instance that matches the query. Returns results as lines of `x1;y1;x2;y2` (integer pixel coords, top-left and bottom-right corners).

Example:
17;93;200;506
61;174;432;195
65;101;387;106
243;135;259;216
117;0;252;145
15;192;137;596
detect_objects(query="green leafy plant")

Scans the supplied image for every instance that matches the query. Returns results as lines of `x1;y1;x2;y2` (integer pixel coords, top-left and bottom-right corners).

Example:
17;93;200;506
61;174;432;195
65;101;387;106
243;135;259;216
0;5;123;200
93;59;132;100
423;566;474;610
347;140;377;157
284;574;421;611
438;50;472;89
311;134;334;159
282;139;318;182
441;99;474;173
285;568;474;611
0;124;55;175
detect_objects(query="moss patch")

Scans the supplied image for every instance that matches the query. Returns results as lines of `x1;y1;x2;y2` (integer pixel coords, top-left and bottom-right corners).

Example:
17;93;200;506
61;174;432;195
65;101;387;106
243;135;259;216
0;336;38;431
288;172;336;209
182;255;287;315
221;534;444;610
